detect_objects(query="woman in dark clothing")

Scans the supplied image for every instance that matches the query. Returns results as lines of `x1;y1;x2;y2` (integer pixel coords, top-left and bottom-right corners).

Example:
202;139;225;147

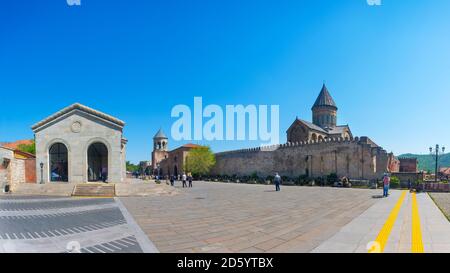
188;173;193;188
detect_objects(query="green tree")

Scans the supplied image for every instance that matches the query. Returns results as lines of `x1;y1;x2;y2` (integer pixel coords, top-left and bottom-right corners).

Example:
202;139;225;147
126;161;139;172
326;173;339;185
390;176;401;188
17;140;36;155
184;146;216;176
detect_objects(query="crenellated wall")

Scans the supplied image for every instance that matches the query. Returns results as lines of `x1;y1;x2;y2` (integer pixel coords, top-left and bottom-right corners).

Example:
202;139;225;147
211;136;390;181
399;158;418;173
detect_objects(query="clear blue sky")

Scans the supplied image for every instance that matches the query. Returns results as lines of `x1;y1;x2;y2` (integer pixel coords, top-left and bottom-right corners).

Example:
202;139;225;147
1;0;449;164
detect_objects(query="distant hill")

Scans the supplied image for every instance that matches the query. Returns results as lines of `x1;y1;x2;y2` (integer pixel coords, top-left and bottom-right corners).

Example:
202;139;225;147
398;153;450;172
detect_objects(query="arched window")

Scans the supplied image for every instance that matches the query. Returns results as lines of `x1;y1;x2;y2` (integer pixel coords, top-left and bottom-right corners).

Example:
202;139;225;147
49;143;68;182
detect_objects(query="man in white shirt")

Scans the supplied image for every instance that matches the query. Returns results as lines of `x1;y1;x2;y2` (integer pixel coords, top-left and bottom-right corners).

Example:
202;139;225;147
274;173;281;192
182;173;187;188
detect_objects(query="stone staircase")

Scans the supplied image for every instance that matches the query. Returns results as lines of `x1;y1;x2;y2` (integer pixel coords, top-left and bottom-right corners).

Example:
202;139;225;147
72;183;115;197
11;183;75;196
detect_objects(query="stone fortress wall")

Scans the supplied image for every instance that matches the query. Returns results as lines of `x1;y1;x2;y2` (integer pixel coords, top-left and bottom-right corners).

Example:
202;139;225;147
211;136;392;181
211;84;398;182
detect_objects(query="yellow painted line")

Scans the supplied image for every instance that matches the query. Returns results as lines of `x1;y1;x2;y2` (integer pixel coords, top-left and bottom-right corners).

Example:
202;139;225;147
411;192;424;253
369;190;407;253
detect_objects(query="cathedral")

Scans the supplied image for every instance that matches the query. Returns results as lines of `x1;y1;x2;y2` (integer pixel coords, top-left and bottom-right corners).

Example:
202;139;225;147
287;84;352;143
212;84;397;181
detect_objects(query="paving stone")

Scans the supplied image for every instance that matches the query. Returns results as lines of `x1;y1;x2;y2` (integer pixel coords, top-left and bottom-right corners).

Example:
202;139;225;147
0;197;157;253
120;181;379;253
314;191;450;253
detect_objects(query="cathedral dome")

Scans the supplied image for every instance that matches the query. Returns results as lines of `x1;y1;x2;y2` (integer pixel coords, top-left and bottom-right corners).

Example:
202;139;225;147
312;84;338;128
312;84;337;110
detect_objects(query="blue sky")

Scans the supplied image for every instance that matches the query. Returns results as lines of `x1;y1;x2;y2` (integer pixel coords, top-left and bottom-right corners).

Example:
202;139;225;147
1;0;449;164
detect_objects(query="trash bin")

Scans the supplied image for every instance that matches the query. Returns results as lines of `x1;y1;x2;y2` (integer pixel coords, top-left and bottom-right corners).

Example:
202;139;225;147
3;184;10;193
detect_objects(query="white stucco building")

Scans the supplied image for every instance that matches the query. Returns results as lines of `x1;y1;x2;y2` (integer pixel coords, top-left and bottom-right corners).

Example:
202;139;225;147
32;103;127;184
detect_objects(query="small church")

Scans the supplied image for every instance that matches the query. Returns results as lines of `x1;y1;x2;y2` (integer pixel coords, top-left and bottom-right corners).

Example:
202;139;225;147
151;129;202;177
287;84;352;143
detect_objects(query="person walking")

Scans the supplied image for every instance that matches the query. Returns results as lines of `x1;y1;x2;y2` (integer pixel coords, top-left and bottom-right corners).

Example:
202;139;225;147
188;173;193;188
383;173;390;197
170;175;175;186
182;173;187;188
274;173;281;192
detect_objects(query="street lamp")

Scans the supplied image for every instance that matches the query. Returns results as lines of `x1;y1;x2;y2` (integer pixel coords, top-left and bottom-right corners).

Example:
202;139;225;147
40;162;44;184
429;145;445;183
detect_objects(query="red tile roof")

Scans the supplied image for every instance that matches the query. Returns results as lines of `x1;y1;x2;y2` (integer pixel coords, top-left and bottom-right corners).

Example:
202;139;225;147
182;143;202;148
2;140;34;150
440;167;450;175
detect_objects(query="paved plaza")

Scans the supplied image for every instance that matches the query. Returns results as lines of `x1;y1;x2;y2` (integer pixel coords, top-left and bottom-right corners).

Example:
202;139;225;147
313;190;450;253
120;181;381;253
121;181;450;253
2;181;450;253
428;193;450;220
0;196;158;253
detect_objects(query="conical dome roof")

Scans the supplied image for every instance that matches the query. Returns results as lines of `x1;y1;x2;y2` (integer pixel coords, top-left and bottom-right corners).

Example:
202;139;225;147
153;128;167;139
312;84;337;109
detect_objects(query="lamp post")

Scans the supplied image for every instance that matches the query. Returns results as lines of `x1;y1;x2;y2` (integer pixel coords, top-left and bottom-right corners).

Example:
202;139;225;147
40;162;44;184
429;145;445;183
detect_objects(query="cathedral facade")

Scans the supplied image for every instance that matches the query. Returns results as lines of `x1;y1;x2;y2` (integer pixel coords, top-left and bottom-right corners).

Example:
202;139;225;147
211;84;396;181
287;84;352;143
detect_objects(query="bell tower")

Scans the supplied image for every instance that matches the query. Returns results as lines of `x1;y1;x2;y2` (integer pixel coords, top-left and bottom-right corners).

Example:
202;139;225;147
151;128;169;171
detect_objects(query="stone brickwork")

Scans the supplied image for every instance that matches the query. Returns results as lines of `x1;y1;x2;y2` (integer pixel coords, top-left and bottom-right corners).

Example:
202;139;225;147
391;172;424;184
211;136;391;181
150;129;204;177
399;158;418;173
25;158;36;183
11;158;25;185
159;146;191;176
32;103;127;184
286;85;352;144
0;148;13;188
0;147;35;190
211;85;395;182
